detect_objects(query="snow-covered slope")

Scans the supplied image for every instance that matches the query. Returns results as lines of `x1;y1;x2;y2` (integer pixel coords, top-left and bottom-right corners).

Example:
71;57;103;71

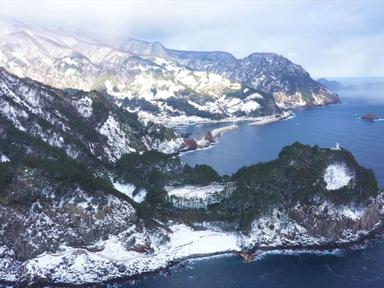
0;67;185;163
105;56;280;125
119;39;340;109
0;18;281;125
0;18;339;126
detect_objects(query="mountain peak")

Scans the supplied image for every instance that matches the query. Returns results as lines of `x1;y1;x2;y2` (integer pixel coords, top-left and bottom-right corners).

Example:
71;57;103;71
120;38;167;57
244;51;283;59
242;52;299;68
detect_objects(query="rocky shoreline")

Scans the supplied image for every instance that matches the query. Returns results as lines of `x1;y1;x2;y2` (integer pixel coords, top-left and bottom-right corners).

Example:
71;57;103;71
361;112;380;122
180;111;294;152
4;193;383;288
249;111;293;126
6;228;383;288
108;225;384;288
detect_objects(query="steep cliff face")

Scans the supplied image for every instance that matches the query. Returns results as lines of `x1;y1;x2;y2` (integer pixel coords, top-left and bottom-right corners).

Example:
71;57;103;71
290;195;384;241
0;166;138;260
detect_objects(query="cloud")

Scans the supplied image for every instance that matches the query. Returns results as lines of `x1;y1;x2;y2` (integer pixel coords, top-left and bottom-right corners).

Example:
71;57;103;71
1;0;383;77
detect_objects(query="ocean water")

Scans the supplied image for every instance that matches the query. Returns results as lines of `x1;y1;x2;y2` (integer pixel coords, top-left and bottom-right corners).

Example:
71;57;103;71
180;92;384;186
124;241;384;288
118;89;384;287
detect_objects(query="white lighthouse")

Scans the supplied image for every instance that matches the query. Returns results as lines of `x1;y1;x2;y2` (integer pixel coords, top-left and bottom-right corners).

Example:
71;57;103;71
336;142;340;150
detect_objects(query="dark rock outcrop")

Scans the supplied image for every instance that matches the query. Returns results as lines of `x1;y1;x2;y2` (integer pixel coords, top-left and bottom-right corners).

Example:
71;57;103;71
362;112;379;121
183;138;198;150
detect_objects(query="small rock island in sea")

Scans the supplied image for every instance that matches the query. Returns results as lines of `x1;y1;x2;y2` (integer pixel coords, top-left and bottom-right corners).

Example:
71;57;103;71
361;112;379;121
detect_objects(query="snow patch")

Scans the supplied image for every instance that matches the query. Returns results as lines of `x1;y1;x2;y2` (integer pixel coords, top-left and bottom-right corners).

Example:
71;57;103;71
166;183;233;209
324;163;354;190
0;154;10;162
98;115;136;161
73;96;93;118
341;206;365;220
166;183;224;200
113;182;146;203
152;137;184;154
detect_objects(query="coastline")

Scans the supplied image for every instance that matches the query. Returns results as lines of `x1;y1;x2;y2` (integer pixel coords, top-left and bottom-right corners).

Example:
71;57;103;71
178;111;295;154
3;100;378;287
104;228;384;287
211;124;239;138
10;227;383;287
249;111;293;126
163;111;294;128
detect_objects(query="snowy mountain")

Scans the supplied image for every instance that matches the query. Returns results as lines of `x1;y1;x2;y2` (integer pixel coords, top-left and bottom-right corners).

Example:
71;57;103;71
0;67;185;163
0;18;338;126
119;39;340;108
2;17;375;287
0;18;282;125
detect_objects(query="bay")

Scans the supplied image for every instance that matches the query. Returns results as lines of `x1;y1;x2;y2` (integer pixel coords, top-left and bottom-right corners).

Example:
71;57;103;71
118;87;384;287
180;91;384;186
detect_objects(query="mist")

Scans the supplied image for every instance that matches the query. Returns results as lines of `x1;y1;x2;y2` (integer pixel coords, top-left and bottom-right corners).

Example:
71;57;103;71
1;0;384;77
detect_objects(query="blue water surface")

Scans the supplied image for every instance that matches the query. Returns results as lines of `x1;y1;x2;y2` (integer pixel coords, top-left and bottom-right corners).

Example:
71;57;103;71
117;89;384;288
125;241;384;288
180;92;384;186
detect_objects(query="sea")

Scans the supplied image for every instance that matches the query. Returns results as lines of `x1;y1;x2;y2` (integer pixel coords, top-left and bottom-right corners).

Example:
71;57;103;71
118;81;384;288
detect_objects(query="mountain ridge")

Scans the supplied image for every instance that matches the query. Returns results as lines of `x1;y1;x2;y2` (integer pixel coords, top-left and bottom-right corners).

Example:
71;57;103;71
119;39;339;108
0;18;339;126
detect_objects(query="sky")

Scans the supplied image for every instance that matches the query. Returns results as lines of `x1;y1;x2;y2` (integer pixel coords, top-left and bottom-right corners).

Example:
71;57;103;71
1;0;383;77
